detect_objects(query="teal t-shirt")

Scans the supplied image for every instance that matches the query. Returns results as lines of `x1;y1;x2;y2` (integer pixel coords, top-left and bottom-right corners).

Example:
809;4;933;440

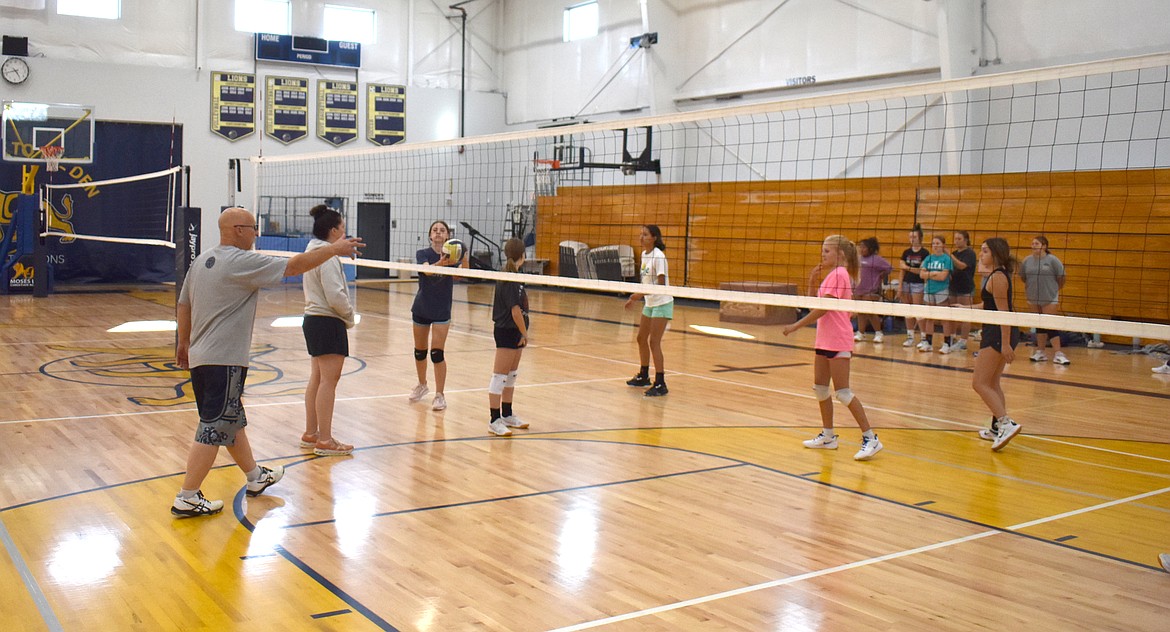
921;253;953;295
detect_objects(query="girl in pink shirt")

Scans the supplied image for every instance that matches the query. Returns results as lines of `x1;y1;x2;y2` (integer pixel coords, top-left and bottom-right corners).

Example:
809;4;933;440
782;235;882;460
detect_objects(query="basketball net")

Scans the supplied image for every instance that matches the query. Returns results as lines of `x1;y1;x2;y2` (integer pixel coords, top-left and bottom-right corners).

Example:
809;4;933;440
40;145;63;173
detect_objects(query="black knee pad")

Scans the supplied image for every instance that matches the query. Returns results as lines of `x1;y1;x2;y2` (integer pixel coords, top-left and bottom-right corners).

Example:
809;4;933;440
414;348;427;361
430;349;445;364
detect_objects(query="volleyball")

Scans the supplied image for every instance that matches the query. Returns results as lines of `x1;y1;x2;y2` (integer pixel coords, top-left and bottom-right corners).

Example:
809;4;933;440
442;238;464;262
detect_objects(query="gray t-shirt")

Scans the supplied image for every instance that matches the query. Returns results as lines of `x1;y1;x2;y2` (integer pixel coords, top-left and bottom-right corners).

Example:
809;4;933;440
1019;253;1065;305
178;245;288;367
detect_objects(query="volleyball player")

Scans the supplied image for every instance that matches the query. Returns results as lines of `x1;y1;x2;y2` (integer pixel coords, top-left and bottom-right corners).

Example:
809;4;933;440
409;220;468;411
898;224;928;348
1020;235;1070;365
947;230;978;351
624;225;673;396
782;235;882;461
300;205;355;456
487;238;530;436
971;237;1023;451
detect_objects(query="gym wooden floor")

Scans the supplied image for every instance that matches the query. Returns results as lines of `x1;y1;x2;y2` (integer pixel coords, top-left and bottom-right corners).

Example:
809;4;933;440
2;281;1169;631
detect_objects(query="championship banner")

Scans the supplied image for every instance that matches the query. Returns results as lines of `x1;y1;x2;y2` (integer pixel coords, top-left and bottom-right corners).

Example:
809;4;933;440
317;80;358;146
367;84;405;146
210;71;256;141
265;76;309;144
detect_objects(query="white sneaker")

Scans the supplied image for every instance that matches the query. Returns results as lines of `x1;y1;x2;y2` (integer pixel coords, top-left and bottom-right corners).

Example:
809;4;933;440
978;417;999;441
854;331;864;342
1052;352;1070;366
488;418;512;436
1153;363;1170;374
408;383;429;402
873;331;884;344
502;415;529;429
917;341;932;352
171;491;224;518
1160;553;1170;573
939;343;953;354
246;465;284;497
991;418;1022;452
1029;350;1047;362
1087;340;1105;349
431;393;447;411
955;339;967;351
802;432;838;449
853;435;883;460
970;330;982;341
903;336;916;348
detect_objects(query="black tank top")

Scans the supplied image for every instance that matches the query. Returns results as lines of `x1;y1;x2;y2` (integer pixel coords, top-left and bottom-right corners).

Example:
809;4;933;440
981;268;1013;312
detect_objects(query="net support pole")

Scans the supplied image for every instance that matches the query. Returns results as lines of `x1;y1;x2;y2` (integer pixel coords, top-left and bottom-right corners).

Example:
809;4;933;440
174;207;201;301
32;193;49;298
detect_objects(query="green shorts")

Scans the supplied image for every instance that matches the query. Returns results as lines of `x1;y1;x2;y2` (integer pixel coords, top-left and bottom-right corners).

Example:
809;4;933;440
642;302;674;319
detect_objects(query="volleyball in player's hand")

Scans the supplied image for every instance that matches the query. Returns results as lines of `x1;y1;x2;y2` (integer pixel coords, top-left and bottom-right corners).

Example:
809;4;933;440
442;238;464;263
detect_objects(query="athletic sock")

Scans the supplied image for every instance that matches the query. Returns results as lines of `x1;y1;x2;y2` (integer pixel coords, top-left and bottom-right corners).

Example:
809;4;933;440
178;488;199;499
637;365;649;378
501;403;513;418
654;372;665;385
245;466;261;482
862;429;876;440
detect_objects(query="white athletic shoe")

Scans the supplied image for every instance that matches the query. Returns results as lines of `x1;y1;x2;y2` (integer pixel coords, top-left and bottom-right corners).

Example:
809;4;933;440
1160;553;1170;573
917;341;932;352
408;383;429;402
955;339;967;351
245;465;284;497
502;415;529;429
802;432;838;449
903;336;916;348
171;491;224;518
939;343;953;354
1153;363;1170;374
853;435;883;461
1087;340;1105;349
488;419;512;437
873;331;884;344
431;393;447;411
1052;352;1070;366
854;331;864;342
1029;350;1047;362
991;418;1022;452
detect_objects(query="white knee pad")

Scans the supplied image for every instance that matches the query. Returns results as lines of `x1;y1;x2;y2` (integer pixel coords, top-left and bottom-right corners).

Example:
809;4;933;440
488;373;507;395
503;370;519;389
835;388;855;405
813;385;832;401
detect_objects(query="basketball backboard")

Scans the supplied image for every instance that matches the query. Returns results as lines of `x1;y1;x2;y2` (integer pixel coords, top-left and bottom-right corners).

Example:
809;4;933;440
2;101;95;164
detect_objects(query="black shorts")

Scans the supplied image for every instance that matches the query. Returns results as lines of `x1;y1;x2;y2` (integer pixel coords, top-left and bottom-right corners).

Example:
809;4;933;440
494;327;524;349
815;348;852;359
412;313;451;326
302;315;349;357
190;365;248;446
980;325;1020;354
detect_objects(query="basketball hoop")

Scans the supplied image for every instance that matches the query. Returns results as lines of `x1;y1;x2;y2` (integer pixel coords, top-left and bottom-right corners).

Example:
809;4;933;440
533;158;561;170
40;145;64;173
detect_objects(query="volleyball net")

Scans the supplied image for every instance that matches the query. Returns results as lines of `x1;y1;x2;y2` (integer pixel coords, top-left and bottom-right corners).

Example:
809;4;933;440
248;53;1170;345
41;165;184;248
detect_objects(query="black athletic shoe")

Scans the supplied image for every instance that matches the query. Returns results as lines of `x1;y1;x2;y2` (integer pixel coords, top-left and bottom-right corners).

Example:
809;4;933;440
626;374;651;387
644;383;669;397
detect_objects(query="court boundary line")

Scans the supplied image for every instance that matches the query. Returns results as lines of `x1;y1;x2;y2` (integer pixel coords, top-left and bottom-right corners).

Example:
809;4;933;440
0;514;65;632
546;483;1170;631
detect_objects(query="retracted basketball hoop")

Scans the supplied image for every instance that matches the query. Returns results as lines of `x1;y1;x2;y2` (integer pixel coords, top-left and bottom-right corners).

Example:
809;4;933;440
40;145;64;173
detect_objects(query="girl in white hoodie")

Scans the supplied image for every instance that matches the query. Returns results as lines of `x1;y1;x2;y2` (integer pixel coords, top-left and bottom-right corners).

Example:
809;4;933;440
300;205;356;456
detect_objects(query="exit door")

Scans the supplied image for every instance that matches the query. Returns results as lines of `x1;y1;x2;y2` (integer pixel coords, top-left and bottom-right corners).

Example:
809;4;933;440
356;202;390;279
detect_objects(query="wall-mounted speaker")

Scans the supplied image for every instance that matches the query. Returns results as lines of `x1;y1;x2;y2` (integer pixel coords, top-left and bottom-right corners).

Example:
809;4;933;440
3;36;29;57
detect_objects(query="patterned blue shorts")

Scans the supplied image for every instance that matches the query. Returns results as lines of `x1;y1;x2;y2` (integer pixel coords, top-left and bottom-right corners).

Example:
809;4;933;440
190;365;249;446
